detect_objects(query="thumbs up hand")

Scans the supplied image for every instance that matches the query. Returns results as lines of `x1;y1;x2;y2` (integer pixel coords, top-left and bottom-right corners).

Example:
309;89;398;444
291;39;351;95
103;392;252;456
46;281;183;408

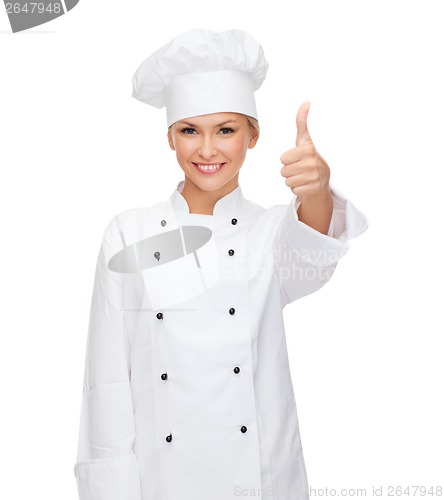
279;102;330;200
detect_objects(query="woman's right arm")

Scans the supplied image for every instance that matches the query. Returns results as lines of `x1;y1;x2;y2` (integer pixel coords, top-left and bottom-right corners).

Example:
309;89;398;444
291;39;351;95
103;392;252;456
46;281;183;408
73;216;142;500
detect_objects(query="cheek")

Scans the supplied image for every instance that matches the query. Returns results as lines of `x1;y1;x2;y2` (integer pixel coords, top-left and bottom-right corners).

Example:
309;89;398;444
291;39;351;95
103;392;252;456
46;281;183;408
174;138;193;158
224;137;248;158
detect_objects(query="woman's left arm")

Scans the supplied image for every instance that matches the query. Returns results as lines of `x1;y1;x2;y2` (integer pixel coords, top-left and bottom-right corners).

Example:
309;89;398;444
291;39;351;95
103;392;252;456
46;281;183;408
296;184;333;235
280;101;334;235
272;102;368;307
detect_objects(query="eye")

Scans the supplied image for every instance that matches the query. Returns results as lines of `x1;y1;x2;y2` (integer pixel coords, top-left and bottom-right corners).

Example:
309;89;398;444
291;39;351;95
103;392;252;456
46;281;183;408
219;127;234;135
180;127;196;134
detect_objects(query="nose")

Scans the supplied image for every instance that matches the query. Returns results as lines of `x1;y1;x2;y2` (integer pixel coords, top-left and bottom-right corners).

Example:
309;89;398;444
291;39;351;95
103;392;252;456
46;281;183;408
198;135;218;159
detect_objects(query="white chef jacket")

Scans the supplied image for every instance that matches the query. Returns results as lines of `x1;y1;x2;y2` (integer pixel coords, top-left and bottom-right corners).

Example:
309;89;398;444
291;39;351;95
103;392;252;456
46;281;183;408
73;179;368;500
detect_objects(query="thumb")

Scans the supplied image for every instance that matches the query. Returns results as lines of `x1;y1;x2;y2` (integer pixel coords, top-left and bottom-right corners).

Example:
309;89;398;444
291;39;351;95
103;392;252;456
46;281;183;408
296;101;312;146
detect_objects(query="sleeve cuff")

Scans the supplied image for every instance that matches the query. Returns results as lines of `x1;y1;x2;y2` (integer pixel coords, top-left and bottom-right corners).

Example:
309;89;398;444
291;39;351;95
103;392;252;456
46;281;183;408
284;183;369;267
74;453;142;500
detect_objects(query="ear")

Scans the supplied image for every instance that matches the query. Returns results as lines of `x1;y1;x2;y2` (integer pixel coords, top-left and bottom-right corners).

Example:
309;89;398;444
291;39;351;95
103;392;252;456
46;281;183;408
167;127;175;150
248;130;259;149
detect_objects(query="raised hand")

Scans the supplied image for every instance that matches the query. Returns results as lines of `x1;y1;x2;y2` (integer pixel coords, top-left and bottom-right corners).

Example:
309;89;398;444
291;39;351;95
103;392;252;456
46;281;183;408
279;102;330;200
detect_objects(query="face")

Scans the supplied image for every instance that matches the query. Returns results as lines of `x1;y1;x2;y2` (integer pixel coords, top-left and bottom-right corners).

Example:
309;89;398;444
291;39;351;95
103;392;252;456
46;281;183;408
167;112;258;195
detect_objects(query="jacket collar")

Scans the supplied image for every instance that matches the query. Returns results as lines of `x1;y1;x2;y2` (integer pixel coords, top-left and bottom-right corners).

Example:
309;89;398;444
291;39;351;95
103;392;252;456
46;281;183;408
170;180;246;216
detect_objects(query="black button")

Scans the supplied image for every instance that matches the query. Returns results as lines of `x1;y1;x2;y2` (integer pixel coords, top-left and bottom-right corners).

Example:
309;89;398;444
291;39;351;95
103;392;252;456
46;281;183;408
156;312;163;320
231;218;238;225
228;249;234;256
166;433;172;442
240;426;247;433
161;219;167;227
229;308;235;315
161;373;168;380
233;366;240;374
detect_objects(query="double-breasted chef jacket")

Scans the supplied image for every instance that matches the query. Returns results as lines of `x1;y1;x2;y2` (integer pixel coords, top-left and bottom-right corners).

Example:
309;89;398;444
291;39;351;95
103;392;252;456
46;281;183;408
73;179;368;500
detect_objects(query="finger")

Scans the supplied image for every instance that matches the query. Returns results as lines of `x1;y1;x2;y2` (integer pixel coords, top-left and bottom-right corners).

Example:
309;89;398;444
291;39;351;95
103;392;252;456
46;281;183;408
296;101;312;147
279;145;305;165
291;183;315;198
284;172;308;187
283;165;320;187
280;162;314;179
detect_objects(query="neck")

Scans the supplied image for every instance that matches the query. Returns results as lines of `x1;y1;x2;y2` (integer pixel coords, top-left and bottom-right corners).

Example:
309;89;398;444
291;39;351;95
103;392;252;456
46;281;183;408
180;176;239;215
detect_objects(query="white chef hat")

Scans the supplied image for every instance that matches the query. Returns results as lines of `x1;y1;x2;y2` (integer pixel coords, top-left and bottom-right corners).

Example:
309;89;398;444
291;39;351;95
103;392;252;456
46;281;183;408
131;28;269;128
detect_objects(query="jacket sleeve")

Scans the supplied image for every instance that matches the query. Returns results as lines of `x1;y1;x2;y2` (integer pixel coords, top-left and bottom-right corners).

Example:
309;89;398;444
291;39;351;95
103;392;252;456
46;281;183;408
272;183;369;308
73;215;142;500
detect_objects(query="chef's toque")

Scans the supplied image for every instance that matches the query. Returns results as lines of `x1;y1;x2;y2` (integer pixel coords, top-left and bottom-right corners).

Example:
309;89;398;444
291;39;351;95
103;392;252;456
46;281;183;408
131;28;269;128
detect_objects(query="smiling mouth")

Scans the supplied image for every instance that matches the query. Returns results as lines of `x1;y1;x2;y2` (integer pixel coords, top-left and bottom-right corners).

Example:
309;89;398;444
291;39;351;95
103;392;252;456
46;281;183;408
192;162;226;173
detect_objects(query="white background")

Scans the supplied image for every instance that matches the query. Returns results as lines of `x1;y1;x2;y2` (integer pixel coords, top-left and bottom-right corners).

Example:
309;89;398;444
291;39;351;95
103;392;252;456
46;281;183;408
1;0;443;498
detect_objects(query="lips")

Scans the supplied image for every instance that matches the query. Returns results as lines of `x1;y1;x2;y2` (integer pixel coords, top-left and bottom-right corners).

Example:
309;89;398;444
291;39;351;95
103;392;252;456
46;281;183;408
192;162;226;174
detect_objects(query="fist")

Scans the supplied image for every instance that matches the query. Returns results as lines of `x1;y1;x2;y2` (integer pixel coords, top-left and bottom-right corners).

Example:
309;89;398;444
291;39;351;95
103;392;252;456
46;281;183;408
279;102;330;199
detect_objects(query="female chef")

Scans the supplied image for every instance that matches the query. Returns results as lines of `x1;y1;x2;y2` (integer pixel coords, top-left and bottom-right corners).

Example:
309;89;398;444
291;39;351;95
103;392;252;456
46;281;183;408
73;28;368;500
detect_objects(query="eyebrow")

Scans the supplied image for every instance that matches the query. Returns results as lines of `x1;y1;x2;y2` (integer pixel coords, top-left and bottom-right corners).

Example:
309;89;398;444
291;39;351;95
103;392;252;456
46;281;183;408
178;120;237;128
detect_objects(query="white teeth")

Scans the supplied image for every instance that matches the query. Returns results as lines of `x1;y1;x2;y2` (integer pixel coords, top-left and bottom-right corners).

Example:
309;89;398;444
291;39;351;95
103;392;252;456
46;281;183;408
195;163;222;171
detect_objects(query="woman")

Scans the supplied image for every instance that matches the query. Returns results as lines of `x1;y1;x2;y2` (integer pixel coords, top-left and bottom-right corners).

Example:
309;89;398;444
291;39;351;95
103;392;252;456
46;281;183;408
73;28;368;500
